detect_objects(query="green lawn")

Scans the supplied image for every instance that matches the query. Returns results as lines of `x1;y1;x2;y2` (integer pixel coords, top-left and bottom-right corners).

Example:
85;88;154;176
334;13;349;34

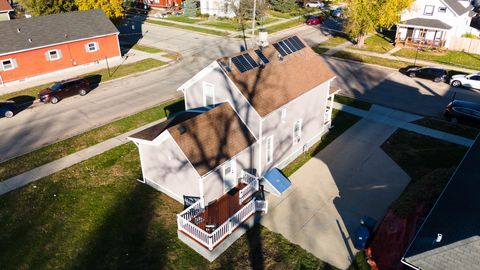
202;20;248;31
132;44;163;53
261;16;281;25
350;32;395;54
335;95;372;111
312;47;329;55
393;48;480;69
163;16;203;24
412;117;479;139
265;18;305;33
332;51;412;69
382;129;467;216
0;58;167;102
146;19;228;36
319;35;350;47
282;110;361;176
0;142;338;269
0;99;184;182
267;8;318;18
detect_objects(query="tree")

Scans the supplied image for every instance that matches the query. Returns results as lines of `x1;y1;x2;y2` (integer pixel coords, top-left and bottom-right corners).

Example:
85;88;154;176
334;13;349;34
183;0;197;17
19;0;76;16
344;0;414;47
270;0;296;13
75;0;124;20
234;0;266;22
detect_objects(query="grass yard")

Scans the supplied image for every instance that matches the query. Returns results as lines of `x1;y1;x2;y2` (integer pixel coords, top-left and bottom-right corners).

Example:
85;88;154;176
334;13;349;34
146;19;228;36
132;44;163;53
0;99;184;182
393;48;480;70
349;32;395;54
261;16;281;25
334;95;372;111
319;35;350;47
0;58;167;102
412;117;479;139
313;47;329;55
332;51;412;69
265;17;305;33
0;141;338;270
382;129;467;217
267;8;318;19
163;16;203;24
202;20;248;31
282;110;361;176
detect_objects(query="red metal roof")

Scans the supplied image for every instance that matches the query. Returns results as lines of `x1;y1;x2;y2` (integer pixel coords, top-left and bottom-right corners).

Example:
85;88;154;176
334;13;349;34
0;0;13;12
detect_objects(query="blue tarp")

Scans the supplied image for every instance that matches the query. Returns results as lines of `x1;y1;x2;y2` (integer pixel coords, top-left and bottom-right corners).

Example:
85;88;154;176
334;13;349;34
263;168;292;195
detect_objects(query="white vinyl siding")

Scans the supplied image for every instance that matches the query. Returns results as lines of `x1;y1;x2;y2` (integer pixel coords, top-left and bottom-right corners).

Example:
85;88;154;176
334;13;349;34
1;58;17;71
266;136;274;164
293;119;302;144
46;49;62;61
202;82;215;107
281;108;287;119
85;42;99;52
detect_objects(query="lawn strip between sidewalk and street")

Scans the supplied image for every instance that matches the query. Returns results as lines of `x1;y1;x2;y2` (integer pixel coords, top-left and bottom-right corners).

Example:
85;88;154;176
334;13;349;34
0;58;167;102
332;51;412;70
146;19;229;36
412;117;479;140
334;95;372;111
0;98;184;182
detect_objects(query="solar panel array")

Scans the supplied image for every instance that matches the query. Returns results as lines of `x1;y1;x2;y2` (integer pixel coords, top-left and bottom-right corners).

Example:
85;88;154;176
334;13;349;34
254;49;270;64
231;53;260;73
272;36;305;57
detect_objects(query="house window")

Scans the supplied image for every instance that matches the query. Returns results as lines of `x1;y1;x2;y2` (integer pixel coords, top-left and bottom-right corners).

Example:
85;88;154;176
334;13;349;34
46;49;62;61
293;119;302;144
1;59;16;71
424;5;434;15
202;82;215;107
85;42;99;52
438;6;447;13
281;108;287;119
223;159;237;192
266;136;274;164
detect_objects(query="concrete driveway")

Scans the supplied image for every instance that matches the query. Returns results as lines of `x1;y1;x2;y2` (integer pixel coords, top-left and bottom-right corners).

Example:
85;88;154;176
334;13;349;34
261;119;411;269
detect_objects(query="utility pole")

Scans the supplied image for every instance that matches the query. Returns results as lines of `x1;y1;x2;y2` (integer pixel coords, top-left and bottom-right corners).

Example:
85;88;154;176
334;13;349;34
251;0;256;47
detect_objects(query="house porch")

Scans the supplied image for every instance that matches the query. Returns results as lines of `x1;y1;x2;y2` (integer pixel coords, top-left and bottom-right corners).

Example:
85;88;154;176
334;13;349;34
395;26;447;49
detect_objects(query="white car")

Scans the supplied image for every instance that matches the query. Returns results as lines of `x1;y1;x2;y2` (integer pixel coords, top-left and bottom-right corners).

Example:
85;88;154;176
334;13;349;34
305;1;325;8
450;73;480;89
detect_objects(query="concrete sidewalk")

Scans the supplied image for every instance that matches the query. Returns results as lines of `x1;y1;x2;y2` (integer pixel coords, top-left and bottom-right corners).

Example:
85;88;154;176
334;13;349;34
0;117;165;196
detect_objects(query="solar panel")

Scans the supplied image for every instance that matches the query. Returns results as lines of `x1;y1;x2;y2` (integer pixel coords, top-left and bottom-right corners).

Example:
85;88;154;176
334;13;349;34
273;43;287;56
254;49;270;64
239;55;254;69
218;60;231;72
291;36;305;49
287;37;302;51
279;41;293;54
243;53;259;68
231;56;248;72
284;39;298;52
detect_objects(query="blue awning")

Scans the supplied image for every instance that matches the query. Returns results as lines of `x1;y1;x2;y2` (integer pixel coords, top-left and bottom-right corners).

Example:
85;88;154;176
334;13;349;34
263;168;292;196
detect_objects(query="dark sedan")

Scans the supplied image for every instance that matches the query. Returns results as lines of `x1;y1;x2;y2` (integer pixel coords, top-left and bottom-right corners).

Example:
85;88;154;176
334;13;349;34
444;99;480;125
407;67;448;82
38;77;89;104
0;101;18;118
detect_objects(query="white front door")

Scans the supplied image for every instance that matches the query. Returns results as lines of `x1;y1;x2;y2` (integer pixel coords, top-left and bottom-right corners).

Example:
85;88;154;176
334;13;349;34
223;158;237;192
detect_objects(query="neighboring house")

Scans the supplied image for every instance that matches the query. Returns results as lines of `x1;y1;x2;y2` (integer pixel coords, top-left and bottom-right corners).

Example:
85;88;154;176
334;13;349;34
396;0;478;48
401;136;480;270
129;35;340;260
0;0;13;21
135;0;183;9
200;0;238;18
0;9;120;87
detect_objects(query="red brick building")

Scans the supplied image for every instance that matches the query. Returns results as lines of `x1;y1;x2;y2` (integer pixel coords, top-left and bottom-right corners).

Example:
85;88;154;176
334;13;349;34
0;9;120;86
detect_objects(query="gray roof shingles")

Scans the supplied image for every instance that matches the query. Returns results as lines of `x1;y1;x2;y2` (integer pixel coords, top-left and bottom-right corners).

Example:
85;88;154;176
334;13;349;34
0;9;119;55
403;136;480;270
443;0;474;16
400;18;453;29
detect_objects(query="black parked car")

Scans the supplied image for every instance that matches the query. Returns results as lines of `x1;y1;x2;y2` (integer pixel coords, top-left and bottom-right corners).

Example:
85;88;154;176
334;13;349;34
444;99;480;124
38;78;90;104
407;67;448;82
0;101;18;118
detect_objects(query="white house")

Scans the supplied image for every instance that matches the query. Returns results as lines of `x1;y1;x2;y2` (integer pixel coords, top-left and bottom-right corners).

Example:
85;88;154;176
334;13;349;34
199;0;238;18
395;0;478;48
128;35;340;261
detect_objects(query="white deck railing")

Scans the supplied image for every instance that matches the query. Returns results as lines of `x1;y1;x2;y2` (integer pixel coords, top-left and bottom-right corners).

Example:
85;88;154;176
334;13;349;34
177;197;267;251
178;199;204;221
239;171;259;204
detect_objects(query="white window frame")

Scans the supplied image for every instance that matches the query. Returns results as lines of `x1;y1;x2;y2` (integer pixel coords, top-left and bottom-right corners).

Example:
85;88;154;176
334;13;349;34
281;108;287;119
424;5;434;16
1;59;15;71
86;42;99;53
223;158;237;192
293;119;302;144
47;49;61;61
202;82;215;107
266;135;274;164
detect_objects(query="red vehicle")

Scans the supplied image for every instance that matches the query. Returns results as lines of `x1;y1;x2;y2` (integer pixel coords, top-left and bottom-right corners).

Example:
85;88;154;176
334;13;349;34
306;15;323;25
38;78;90;104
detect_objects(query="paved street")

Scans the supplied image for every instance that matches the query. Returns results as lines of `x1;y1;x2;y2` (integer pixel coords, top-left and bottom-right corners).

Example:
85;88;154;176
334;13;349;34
1;19;479;162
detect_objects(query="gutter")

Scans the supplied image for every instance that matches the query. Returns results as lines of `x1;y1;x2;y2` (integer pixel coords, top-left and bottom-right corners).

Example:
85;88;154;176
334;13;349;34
401;258;422;270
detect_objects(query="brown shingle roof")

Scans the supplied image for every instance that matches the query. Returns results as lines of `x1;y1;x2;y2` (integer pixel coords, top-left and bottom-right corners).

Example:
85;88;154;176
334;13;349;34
0;0;12;12
168;103;256;176
218;36;336;117
129;112;201;141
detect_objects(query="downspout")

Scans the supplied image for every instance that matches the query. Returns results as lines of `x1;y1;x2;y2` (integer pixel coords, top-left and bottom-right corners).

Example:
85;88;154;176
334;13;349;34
0;72;4;87
258;118;263;176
